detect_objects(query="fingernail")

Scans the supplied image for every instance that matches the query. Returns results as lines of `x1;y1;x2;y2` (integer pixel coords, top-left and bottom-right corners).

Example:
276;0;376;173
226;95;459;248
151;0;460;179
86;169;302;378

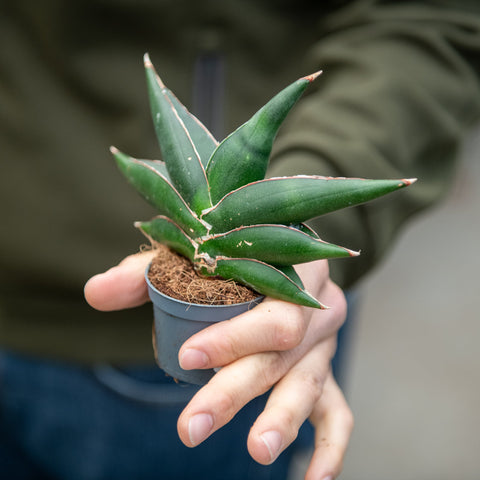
322;476;333;480
179;348;209;370
260;430;282;463
188;413;214;446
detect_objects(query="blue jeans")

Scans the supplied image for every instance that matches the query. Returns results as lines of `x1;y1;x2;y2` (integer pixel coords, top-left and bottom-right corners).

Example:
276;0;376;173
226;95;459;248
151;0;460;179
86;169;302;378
0;294;355;480
0;350;313;480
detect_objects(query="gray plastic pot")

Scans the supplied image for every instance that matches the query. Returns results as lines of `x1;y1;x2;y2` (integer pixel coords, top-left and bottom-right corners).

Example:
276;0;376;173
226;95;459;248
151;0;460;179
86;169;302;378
146;268;263;385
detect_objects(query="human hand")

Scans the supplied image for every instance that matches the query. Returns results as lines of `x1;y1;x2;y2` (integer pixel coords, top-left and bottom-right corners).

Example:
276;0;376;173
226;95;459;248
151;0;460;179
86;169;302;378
85;250;353;479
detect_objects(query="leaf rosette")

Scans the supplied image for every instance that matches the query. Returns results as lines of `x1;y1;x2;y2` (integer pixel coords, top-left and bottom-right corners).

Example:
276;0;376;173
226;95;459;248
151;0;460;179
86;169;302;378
112;54;415;308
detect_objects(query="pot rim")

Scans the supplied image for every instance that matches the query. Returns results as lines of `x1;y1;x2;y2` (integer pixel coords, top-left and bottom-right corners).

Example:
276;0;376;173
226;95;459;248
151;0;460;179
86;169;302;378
145;263;264;310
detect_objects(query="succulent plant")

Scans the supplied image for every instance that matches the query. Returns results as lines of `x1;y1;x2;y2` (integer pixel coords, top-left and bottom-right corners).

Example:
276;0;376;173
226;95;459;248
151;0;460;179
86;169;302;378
111;54;415;309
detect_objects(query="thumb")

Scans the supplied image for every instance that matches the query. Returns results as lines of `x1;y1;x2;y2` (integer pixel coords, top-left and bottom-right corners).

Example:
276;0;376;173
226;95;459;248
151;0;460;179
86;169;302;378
84;250;155;311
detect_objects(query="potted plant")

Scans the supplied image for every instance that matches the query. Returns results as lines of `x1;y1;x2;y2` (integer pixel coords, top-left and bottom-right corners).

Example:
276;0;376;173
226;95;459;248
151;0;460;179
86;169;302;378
111;54;415;384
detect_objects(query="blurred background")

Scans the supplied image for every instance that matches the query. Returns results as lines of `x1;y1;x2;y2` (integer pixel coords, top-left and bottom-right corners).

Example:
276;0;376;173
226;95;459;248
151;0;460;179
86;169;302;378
333;124;479;479
290;124;480;480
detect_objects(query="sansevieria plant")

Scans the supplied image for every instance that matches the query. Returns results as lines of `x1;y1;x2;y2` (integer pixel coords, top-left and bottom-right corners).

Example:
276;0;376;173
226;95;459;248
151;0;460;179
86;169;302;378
112;54;415;309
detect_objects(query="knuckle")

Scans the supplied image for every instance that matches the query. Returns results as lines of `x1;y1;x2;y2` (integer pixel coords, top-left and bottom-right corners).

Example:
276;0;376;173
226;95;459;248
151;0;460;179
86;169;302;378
256;351;291;390
217;329;242;360
260;351;285;384
309;259;330;296
200;320;243;363
212;388;238;421
272;308;306;350
297;369;326;403
321;282;348;334
317;259;330;279
330;283;347;320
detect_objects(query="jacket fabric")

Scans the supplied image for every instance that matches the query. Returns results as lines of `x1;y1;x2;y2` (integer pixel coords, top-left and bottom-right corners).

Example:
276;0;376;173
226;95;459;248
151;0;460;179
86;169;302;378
1;0;479;363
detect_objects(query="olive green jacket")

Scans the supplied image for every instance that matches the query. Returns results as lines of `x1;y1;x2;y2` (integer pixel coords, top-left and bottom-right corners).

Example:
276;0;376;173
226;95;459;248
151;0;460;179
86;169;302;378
1;0;479;363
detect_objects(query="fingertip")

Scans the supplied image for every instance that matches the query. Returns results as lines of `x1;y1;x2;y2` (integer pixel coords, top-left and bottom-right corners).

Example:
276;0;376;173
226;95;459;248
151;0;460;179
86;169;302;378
84;271;113;311
84;252;152;311
177;410;215;448
305;376;353;480
247;432;281;465
176;414;190;447
304;447;342;480
179;348;209;370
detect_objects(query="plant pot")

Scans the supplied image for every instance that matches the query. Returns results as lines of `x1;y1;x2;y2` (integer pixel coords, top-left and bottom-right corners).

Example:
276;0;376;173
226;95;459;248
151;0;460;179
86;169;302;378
146;267;263;385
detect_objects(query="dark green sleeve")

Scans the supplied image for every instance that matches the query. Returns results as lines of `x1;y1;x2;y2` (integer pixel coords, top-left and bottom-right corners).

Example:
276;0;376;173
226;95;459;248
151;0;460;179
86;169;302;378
268;1;480;289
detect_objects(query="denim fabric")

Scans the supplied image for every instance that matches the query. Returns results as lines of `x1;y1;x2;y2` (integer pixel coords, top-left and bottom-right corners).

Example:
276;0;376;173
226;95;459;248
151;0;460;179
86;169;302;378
0;351;312;480
332;290;359;388
0;294;355;479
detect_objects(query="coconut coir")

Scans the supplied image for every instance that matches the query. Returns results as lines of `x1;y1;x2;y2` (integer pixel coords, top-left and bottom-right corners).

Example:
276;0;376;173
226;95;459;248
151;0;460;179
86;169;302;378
147;244;258;305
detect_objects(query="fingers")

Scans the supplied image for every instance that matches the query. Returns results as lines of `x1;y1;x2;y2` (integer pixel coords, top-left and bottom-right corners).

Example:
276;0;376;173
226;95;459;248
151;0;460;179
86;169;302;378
179;298;309;370
248;361;353;479
177;306;339;448
177;277;348;469
243;284;348;470
85;251;352;478
179;263;344;371
84;250;155;311
305;373;354;480
246;337;335;465
177;344;304;448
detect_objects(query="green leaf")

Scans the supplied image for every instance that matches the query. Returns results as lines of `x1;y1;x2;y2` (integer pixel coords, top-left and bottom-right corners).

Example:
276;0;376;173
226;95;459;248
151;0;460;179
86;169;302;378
206;72;322;204
129;158;170;179
202;176;416;232
144;54;211;213
276;265;305;290
136;216;196;261
198;257;325;308
290;223;320;239
199;225;358;265
164;87;218;169
111;147;208;237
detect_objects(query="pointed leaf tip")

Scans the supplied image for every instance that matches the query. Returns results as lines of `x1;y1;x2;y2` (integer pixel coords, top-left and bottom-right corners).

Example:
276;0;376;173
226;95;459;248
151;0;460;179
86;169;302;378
303;70;323;83
207;73;316;203
403;178;418;186
144;53;165;88
109;145;118;155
